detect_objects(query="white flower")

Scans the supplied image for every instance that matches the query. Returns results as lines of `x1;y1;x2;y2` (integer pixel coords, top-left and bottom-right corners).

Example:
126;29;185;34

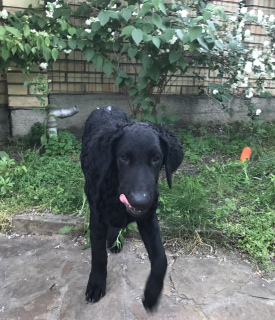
0;9;8;19
258;10;263;22
244;30;251;38
64;49;72;54
156;29;162;36
111;32;115;36
168;35;178;45
256;109;261;115
85;19;92;25
249;9;255;16
45;10;53;18
132;12;137;16
245;88;254;99
269;14;275;23
213;89;219;95
166;49;170;53
30;29;37;33
231;83;238;89
183;45;190;50
85;29;91;33
178;10;188;18
230;16;237;22
263;40;270;47
108;28;112;32
148;54;151;57
39;62;48;69
244;61;253;74
240;7;247;14
67;35;72;39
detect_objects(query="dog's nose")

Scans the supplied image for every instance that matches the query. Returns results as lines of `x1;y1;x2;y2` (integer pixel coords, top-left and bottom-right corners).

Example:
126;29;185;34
129;192;151;210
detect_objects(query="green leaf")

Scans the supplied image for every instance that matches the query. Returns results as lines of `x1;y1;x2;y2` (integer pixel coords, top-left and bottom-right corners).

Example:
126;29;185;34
203;11;211;21
84;48;95;62
0;26;6;36
5;26;21;38
52;48;59;61
121;25;135;37
45;37;50;47
178;56;187;71
197;37;209;50
159;2;167;15
68;27;76;36
169;51;181;64
25;43;31;55
152;0;159;9
68;39;77;50
77;39;86;51
58;226;74;234
189;26;202;41
128;47;138;60
23;25;30;37
132;28;143;46
103;60;113;77
128;87;137;96
137;77;148;90
121;7;132;22
98;10;110;26
142;3;152;15
92;54;103;70
2;48;9;61
43;47;52;61
11;46;17;55
152;13;162;28
92;21;101;32
152;36;160;48
148;65;160;82
61;22;68;31
37;18;46;29
142;113;156;123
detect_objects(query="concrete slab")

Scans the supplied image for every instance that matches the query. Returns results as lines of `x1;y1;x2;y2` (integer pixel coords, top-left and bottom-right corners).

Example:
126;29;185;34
0;231;274;320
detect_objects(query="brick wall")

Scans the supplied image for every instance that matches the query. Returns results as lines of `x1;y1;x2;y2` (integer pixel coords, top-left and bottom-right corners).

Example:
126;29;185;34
2;0;275;137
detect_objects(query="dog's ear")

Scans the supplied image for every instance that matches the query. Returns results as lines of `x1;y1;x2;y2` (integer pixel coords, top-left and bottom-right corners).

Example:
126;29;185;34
159;127;184;189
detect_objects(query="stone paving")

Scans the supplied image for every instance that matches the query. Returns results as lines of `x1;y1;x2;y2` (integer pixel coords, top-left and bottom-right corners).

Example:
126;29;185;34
0;215;274;320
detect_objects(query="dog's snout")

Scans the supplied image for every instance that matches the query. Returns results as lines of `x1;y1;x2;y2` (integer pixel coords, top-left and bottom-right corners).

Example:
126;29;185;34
129;192;151;210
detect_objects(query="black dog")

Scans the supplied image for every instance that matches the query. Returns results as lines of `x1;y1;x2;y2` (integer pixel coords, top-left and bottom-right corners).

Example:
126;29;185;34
80;106;183;310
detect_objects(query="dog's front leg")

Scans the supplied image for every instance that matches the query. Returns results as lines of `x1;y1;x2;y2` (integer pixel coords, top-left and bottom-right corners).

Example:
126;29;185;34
86;219;108;303
137;213;167;311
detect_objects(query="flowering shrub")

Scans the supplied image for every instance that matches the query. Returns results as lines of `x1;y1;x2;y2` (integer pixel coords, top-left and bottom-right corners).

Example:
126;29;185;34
0;0;275;122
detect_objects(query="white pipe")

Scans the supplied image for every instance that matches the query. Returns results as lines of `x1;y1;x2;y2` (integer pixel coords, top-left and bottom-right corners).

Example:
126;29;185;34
47;106;79;137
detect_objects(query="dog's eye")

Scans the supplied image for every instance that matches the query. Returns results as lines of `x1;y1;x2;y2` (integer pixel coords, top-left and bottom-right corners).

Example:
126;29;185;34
120;155;129;163
152;156;160;163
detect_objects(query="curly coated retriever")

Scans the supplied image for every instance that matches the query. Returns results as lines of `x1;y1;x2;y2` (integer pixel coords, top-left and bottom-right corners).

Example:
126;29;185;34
80;106;184;310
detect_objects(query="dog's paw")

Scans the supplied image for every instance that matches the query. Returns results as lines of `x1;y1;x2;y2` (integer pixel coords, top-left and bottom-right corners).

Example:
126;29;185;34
85;276;106;303
142;288;159;311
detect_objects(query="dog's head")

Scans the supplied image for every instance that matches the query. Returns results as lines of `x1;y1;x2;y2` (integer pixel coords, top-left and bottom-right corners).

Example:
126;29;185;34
108;122;184;218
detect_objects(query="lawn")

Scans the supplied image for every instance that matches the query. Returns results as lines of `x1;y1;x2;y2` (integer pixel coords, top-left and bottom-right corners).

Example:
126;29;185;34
1;121;274;272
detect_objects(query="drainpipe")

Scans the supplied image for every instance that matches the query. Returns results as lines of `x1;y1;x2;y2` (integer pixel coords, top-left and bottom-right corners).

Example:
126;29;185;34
47;106;79;137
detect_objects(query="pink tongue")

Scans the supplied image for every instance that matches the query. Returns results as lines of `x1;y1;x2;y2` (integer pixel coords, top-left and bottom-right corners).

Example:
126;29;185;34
119;194;130;206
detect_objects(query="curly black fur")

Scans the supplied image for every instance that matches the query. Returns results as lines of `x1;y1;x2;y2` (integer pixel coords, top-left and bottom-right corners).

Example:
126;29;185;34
81;106;184;310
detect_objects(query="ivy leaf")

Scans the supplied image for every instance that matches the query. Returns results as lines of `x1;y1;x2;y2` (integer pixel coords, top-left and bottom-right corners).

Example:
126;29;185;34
5;26;21;38
25;43;31;55
137;77;148;90
77;39;86;51
68;27;76;36
132;28;143;46
2;48;10;61
128;47;138;60
189;26;202;41
152;13;162;28
52;48;59;61
92;54;103;70
23;25;30;37
37;18;46;29
43;47;52;61
121;8;132;22
203;11;211;21
103;60;113;78
169;51;181;64
98;10;110;26
152;36;160;48
84;47;95;62
121;25;135;37
68;39;77;50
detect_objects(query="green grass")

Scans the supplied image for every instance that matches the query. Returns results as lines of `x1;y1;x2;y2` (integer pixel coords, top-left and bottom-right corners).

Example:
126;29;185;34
0;123;275;272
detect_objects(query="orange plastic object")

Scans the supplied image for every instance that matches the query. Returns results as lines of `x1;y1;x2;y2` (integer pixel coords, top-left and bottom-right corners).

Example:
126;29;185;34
240;147;251;161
